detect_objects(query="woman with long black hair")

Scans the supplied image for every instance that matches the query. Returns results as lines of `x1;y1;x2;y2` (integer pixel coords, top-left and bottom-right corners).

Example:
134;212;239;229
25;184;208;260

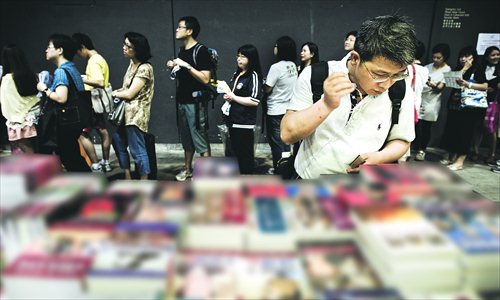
0;44;40;154
222;44;263;174
442;46;487;171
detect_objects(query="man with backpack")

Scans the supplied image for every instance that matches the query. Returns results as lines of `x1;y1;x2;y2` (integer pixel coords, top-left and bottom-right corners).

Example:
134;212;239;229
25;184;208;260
281;15;417;179
166;16;213;181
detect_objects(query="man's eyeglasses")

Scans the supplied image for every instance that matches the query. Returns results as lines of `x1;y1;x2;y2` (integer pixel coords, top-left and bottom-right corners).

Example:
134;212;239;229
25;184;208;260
361;62;408;83
123;43;134;50
177;26;187;30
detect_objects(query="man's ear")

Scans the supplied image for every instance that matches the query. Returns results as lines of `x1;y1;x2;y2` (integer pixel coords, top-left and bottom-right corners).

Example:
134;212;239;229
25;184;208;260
350;51;361;65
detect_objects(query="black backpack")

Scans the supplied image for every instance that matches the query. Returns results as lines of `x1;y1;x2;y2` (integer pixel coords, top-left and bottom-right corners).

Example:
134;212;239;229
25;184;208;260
192;43;219;108
277;61;406;179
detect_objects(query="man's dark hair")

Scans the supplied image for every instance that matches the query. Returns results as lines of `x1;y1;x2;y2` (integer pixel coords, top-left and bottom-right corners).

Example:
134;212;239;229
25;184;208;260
124;32;152;63
49;33;78;61
345;30;358;40
179;16;200;39
354;15;416;67
237;44;262;80
415;40;425;61
276;36;297;62
1;44;38;96
72;33;95;50
432;43;450;61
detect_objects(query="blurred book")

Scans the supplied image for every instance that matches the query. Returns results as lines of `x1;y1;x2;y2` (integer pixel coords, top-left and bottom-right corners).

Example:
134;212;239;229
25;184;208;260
86;243;174;299
3;253;91;299
300;241;400;300
184;186;247;250
418;198;500;290
173;251;312;300
352;205;462;292
286;182;355;242
247;196;295;252
360;164;434;200
0;154;61;211
192;157;240;178
107;179;157;197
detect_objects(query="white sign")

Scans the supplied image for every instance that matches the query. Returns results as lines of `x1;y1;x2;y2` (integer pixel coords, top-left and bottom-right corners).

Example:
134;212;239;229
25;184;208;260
476;33;500;55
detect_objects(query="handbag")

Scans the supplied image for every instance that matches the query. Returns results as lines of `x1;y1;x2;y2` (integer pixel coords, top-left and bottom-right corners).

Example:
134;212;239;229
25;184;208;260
108;98;126;126
461;85;488;109
91;84;113;114
37;96;58;148
107;63;145;127
61;69;93;130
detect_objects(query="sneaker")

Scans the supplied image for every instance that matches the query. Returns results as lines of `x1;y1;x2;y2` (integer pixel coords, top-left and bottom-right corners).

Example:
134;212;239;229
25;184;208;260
176;169;192;181
267;167;275;175
440;159;451;165
485;157;497;167
91;163;103;173
415;150;426;161
101;162;112;172
491;165;500;174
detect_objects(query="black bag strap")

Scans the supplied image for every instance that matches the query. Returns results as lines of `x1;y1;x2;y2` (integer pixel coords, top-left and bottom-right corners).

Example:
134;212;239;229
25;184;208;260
310;61;329;103
128;62;146;88
388;79;405;126
62;69;79;106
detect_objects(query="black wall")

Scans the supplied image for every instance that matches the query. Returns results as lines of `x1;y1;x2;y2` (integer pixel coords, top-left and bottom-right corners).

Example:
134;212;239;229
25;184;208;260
1;0;499;145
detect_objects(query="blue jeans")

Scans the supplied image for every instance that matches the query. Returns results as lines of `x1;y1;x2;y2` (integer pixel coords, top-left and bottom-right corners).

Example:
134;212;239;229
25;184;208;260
112;125;150;176
266;114;290;168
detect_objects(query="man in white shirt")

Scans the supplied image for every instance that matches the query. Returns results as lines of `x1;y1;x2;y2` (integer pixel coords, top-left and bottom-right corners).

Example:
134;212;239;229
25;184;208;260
281;15;417;179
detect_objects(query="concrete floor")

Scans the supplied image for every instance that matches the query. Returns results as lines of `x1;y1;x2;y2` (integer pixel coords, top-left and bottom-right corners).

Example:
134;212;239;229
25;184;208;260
103;143;500;202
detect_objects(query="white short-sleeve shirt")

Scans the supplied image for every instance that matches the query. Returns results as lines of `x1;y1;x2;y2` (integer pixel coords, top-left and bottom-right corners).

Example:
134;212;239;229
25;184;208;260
265;60;298;115
288;55;415;179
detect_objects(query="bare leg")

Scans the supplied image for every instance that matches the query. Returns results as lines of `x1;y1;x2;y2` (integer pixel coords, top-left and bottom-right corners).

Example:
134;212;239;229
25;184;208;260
98;128;111;160
17;138;35;154
451;154;466;168
124;169;132;180
79;134;99;164
185;149;194;171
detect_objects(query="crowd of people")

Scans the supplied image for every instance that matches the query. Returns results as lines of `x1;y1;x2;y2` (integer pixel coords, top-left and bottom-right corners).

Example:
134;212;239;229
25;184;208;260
0;14;499;180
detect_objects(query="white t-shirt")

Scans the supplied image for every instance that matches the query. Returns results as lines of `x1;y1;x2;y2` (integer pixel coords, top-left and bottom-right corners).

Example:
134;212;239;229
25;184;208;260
288;56;415;179
419;63;451;122
265;60;298;115
408;64;429;112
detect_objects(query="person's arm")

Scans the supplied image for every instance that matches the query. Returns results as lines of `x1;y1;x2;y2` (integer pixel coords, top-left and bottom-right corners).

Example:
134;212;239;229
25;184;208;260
112;77;146;100
456;79;488;91
37;82;69;104
224;93;259;106
427;79;445;92
224;72;261;107
264;84;273;94
173;57;210;85
346;139;409;173
281;72;355;144
83;78;104;89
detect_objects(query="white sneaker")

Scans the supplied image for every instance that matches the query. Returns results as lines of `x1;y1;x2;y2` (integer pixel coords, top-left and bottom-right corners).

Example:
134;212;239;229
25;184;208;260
91;163;103;173
176;169;192;181
101;162;112;172
267;167;275;175
440;159;451;165
415;150;426;161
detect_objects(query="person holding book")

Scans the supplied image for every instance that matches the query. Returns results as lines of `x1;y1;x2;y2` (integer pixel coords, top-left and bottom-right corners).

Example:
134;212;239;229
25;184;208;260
281;15;416;179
